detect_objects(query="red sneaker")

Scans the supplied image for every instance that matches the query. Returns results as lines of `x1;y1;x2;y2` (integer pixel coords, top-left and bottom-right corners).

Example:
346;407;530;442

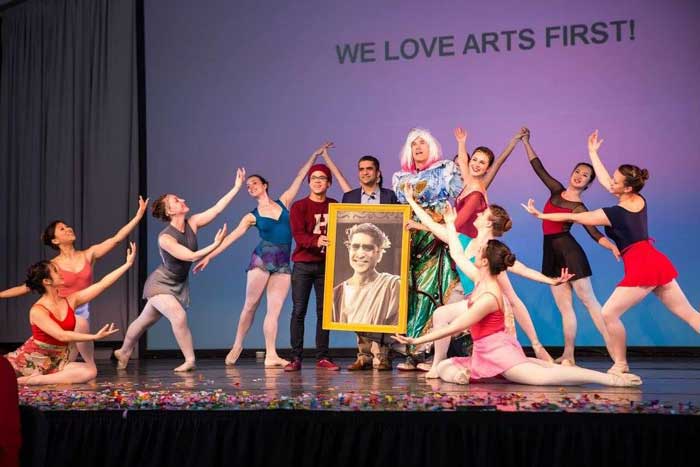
316;358;340;371
284;359;302;372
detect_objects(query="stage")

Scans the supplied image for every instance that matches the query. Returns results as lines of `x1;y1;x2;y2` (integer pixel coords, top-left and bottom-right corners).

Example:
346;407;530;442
17;356;700;467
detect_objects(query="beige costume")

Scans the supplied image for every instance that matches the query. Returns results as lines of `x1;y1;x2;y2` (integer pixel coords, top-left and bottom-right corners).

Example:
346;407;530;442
333;272;400;326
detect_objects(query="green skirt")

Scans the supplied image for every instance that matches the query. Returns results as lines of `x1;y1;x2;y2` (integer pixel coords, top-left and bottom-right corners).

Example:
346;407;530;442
407;230;460;341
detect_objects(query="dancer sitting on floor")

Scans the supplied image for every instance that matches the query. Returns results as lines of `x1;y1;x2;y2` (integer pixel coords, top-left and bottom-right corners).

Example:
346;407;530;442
0;196;148;375
404;185;568;378
523;130;700;374
114;170;244;372
392;211;641;387
194;144;334;368
5;243;136;385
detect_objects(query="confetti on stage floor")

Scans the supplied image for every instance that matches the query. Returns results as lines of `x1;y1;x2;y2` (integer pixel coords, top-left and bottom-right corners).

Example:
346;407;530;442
18;386;700;415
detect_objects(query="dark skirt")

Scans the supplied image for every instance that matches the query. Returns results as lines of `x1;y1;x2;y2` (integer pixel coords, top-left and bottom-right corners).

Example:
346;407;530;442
542;232;592;279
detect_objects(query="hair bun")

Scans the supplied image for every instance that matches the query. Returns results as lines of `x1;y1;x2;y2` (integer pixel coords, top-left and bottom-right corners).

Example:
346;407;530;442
640;168;650;181
505;252;516;268
503;219;513;233
151;194;170;221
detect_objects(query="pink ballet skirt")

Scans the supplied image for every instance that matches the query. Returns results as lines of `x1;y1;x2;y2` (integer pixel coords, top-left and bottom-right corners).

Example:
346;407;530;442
450;331;528;382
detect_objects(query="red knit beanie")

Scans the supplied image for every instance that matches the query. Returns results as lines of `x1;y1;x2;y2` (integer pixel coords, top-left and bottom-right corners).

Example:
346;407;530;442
307;164;332;183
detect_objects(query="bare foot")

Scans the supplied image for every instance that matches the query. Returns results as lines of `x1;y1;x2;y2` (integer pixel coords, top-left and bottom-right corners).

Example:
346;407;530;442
609;372;642;387
114;348;131;370
532;343;554;363
416;362;432;372
225;346;243;366
424;368;440;379
264;357;290;368
607;362;630;374
174;360;196;372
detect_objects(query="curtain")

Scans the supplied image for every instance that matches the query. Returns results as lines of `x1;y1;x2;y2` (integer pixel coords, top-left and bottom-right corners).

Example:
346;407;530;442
0;0;140;343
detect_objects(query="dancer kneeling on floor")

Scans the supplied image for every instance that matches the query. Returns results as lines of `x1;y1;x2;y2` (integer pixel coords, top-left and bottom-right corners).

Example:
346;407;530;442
6;244;135;385
392;206;641;387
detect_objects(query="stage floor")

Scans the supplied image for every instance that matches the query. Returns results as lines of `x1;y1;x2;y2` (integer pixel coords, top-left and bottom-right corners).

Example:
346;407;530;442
17;356;700;414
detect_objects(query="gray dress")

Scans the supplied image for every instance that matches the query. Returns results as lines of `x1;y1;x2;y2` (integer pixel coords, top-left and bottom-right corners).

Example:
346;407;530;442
143;221;198;307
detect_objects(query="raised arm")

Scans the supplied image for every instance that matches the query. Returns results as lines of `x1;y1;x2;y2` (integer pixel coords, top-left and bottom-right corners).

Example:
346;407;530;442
444;204;479;282
0;284;30;299
393;293;496;345
483;128;526;189
404;185;449;242
587;130;613;191
70;243;137;308
30;307;119;343
454;127;471;185
85;196;148;262
189;168;245;229
158;225;227;263
522;199;611;227
521;130;565;194
279;148;321;207
193;215;255;273
319;142;352;193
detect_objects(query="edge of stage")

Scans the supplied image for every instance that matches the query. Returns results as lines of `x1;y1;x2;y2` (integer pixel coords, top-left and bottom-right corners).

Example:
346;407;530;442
16;356;700;467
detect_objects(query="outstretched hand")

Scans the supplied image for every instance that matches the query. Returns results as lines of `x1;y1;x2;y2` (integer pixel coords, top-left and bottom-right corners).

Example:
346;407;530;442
314;141;335;157
404;219;423;231
551;267;575;286
234;168;247;189
94;323;120;340
521;199;543;218
512;127;528;142
519;127;530;143
454;127;467;143
442;203;457;225
193;257;210;274
588;130;604;153
391;334;414;345
125;242;137;266
136;195;149;217
610;245;621;262
214;224;228;245
404;184;416;201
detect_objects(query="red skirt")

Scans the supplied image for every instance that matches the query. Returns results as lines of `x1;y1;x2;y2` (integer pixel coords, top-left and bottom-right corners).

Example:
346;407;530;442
618;240;677;287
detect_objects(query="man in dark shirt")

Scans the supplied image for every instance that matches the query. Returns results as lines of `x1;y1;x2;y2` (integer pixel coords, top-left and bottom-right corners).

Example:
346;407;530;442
342;156;398;371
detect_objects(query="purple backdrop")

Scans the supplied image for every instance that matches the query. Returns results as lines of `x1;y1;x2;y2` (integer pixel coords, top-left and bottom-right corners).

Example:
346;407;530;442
145;0;700;349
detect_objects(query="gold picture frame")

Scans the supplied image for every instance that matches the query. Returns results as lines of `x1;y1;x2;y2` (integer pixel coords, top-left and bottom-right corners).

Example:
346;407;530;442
322;203;411;333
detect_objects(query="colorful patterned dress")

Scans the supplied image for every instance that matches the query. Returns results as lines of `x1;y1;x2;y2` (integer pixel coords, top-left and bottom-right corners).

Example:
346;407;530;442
392;160;464;343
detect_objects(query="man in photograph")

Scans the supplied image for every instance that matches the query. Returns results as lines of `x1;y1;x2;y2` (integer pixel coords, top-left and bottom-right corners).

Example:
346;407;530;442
333;222;400;326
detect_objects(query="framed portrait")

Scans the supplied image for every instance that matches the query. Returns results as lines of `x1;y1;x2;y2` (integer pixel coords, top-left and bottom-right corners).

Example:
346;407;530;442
322;203;411;333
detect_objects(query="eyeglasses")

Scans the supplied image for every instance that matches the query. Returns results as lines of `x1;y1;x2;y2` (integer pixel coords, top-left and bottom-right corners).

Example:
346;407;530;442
310;176;328;182
347;243;377;252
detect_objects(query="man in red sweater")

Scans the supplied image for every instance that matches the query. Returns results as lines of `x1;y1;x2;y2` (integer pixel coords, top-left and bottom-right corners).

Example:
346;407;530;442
284;164;340;371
